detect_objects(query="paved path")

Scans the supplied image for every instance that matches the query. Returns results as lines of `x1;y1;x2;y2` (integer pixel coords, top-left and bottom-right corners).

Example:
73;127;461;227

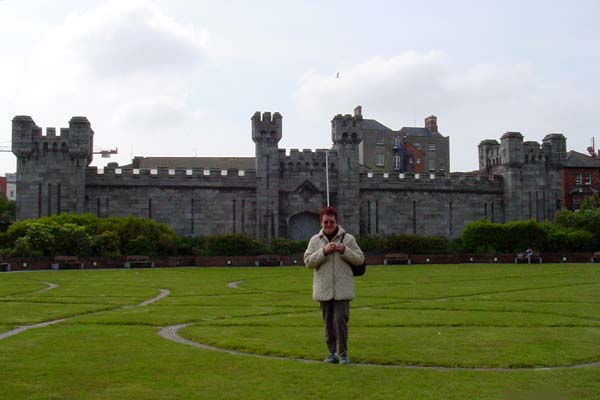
157;323;600;371
227;281;243;289
36;282;59;294
0;288;171;341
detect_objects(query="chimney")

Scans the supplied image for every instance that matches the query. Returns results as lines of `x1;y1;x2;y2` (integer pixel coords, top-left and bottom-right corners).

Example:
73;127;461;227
425;115;438;133
354;105;362;117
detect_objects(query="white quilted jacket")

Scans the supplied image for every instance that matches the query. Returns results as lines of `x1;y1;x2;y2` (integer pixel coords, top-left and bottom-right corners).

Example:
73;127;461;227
304;226;365;301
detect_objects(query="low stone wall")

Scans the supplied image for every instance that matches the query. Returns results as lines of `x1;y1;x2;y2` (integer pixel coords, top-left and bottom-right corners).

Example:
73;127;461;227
0;253;596;271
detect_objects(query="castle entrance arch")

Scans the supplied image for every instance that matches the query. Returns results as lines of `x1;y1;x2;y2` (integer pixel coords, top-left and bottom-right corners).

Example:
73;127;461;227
288;211;320;240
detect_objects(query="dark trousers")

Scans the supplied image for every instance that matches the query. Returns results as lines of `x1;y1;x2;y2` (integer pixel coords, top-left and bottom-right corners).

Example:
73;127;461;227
320;299;350;357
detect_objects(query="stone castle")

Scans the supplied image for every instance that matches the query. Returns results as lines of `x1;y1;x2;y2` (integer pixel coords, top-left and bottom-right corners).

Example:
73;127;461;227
11;106;566;241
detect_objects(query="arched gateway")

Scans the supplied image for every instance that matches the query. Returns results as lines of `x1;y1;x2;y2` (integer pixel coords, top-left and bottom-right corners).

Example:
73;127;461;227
287;211;320;240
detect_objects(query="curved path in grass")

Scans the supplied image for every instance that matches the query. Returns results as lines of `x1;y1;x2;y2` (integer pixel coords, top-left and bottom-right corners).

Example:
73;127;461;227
0;288;171;341
36;282;59;294
155;280;600;371
157;322;600;371
227;280;243;289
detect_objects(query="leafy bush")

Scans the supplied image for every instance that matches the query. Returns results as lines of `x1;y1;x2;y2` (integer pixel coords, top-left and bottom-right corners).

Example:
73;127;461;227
462;219;547;253
201;234;269;256
358;234;449;254
5;214;177;257
270;238;308;255
542;223;596;252
92;231;121;258
554;208;600;236
176;236;205;255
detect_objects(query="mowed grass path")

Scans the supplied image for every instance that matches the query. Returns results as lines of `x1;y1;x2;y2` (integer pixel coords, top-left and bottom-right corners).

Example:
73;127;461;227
0;264;599;399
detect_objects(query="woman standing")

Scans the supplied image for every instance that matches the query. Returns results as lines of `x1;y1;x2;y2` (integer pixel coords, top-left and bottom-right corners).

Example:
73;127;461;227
304;207;365;365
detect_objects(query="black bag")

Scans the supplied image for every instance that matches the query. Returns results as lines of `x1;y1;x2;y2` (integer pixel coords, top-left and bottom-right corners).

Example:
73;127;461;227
341;233;366;277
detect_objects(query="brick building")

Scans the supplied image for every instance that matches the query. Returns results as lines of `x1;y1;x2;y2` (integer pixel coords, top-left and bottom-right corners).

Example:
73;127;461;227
356;106;448;174
562;150;600;210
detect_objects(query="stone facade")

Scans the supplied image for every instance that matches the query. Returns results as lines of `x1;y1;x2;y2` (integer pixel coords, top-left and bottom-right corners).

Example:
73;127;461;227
12;109;567;240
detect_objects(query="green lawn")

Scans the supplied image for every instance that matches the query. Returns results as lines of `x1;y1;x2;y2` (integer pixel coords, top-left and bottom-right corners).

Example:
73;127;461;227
1;264;599;399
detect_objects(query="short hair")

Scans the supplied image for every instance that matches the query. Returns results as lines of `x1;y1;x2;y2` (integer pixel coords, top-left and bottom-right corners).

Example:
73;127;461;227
319;207;337;221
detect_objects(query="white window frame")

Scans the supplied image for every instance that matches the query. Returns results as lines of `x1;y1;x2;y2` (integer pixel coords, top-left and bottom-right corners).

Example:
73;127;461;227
393;155;401;170
575;173;583;185
414;143;421;150
584;173;592;185
429;159;435;172
376;135;384;145
376;154;385;167
429;143;436;152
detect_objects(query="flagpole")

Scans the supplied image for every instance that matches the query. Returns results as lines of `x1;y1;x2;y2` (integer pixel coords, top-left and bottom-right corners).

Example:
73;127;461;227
325;150;330;207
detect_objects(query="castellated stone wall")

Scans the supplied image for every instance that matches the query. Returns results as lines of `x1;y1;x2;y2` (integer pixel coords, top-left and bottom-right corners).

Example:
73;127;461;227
12;112;566;241
84;167;258;237
359;173;504;237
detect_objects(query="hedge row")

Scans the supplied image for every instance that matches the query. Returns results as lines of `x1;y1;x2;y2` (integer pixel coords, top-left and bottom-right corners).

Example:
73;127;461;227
461;219;596;253
0;213;597;257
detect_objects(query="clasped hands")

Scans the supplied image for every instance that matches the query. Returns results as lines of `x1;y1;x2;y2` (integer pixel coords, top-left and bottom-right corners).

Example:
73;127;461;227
323;242;345;256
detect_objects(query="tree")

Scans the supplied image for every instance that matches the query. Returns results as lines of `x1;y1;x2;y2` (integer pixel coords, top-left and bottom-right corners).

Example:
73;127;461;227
0;194;16;224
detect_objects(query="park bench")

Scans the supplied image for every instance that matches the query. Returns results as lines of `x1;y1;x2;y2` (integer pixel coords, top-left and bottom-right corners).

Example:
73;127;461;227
124;255;155;269
591;251;600;263
384;253;411;265
52;256;83;270
514;252;542;264
255;255;282;266
0;256;10;272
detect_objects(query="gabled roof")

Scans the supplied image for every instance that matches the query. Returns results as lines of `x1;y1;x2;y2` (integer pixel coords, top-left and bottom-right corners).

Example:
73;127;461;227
362;119;393;131
129;157;255;170
565;151;600;168
400;127;439;137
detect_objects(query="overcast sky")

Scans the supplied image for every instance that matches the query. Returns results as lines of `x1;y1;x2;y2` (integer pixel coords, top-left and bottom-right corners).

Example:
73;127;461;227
1;0;599;174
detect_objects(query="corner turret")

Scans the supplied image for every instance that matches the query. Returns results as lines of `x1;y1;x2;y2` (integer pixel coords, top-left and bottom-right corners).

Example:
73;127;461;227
542;133;567;165
252;111;282;144
500;132;524;167
331;113;364;146
11;115;93;220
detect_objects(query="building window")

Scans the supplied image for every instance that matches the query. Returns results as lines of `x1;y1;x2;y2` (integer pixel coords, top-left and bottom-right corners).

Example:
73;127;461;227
575;174;582;185
429;159;435;171
429;144;436;152
394;155;401;170
573;197;580;210
376;154;385;166
376;135;384;145
393;136;400;148
416;158;421;164
414;143;421;150
585;173;592;185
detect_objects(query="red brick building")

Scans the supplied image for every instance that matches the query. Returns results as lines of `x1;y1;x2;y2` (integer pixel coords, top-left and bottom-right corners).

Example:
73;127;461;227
0;176;6;199
562;150;600;210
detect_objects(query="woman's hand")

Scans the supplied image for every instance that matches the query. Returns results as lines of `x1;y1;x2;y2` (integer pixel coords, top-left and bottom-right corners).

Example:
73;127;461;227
323;242;337;255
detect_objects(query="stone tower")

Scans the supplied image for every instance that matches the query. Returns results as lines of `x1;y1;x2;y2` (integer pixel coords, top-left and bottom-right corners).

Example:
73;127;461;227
12;116;93;220
331;106;364;235
480;131;566;223
252;111;282;242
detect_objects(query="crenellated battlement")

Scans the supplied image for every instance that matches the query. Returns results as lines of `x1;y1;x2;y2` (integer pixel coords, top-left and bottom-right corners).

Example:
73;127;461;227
277;148;339;175
86;166;257;188
12;116;94;163
331;112;364;145
251;111;282;144
360;171;504;192
479;131;566;173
